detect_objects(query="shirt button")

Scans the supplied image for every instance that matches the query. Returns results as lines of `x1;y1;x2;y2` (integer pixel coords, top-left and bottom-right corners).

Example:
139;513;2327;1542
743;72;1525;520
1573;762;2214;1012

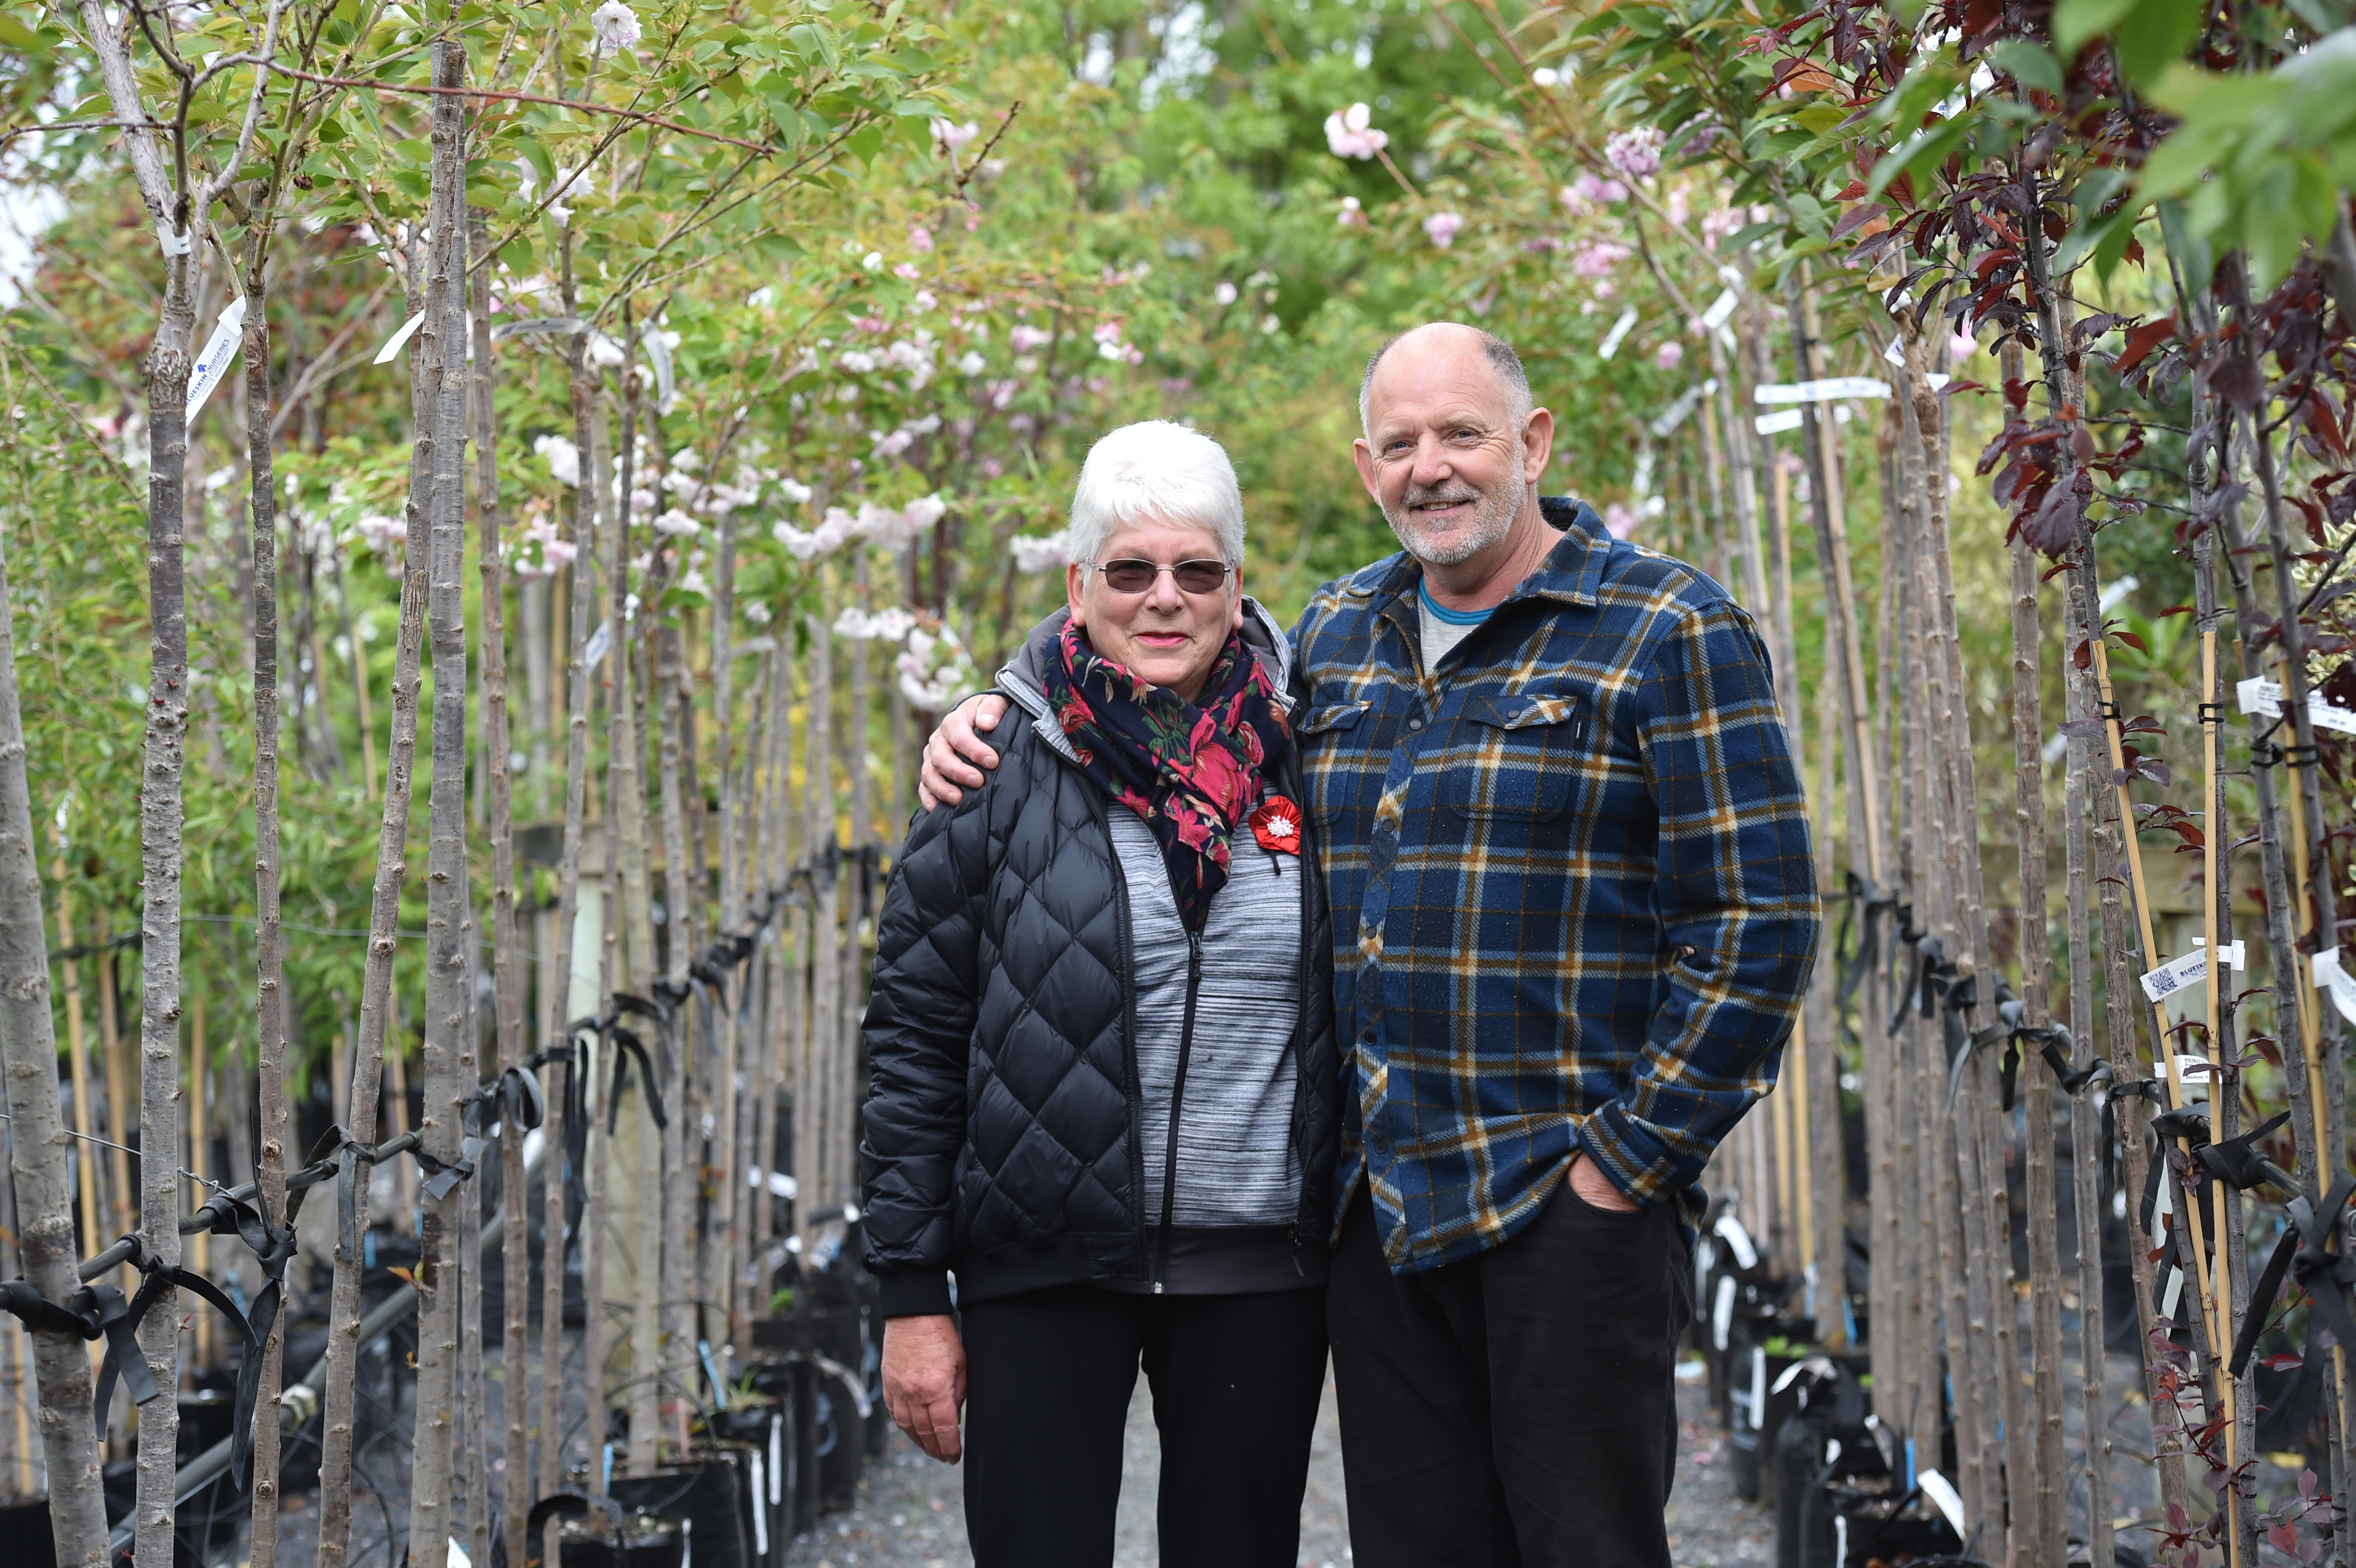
1407;717;1425;732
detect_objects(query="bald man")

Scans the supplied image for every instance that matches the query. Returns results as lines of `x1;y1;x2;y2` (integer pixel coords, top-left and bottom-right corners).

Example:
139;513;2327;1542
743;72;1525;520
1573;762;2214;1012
918;323;1819;1566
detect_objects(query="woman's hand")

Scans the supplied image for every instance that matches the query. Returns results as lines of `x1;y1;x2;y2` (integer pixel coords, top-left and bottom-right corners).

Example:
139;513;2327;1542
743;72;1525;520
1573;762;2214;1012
918;693;1009;809
882;1314;969;1463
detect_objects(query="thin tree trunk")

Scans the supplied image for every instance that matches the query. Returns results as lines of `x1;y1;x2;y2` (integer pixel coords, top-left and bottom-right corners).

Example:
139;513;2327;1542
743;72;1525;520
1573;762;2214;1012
583;387;620;1482
804;602;837;1215
407;43;472;1568
241;251;293;1568
541;233;597;1557
712;516;741;1356
2070;533;2195;1523
460;907;489;1568
2011;519;2066;1568
465;203;534;1568
131;183;196;1568
316;230;436;1568
0;508;107;1567
2059;532;2113;1568
654;627;695;1450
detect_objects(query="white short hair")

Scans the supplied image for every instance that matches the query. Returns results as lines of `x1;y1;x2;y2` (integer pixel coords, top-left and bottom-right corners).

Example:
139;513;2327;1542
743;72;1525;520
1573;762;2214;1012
1067;420;1245;567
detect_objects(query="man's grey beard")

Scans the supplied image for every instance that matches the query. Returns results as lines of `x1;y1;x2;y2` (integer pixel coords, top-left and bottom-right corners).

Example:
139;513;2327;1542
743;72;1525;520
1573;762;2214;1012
1382;467;1527;566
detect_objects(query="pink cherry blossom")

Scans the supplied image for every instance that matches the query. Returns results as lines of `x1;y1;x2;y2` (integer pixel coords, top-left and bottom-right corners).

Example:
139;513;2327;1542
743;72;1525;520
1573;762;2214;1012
1950;329;1978;362
1654;342;1685;371
1604;126;1662;181
1571;240;1631;278
1424;211;1464;249
1324;102;1389;160
908;225;934;252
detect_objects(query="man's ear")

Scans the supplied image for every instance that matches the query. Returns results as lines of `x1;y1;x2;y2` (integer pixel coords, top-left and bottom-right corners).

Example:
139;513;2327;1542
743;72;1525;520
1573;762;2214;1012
1229;576;1246;633
1066;561;1088;628
1521;407;1556;483
1352;437;1382;503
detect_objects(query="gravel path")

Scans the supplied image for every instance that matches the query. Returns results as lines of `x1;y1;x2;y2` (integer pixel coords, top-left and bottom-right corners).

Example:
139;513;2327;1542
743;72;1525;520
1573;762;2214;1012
782;1364;1772;1568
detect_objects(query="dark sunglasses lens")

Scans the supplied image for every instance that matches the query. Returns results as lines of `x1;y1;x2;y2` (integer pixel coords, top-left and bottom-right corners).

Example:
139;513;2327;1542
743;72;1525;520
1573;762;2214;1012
1100;560;1158;591
1174;561;1229;593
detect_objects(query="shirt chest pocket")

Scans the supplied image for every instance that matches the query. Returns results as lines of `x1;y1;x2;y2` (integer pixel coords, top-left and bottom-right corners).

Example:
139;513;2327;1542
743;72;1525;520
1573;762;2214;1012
1441;691;1592;822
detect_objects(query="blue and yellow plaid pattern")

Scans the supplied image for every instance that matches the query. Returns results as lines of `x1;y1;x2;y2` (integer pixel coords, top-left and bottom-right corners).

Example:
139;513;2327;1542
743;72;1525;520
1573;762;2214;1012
1293;496;1819;1272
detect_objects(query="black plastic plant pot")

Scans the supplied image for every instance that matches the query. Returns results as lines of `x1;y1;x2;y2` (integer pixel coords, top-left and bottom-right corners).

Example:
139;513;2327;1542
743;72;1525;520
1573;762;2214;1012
611;1455;756;1568
552;1513;687;1568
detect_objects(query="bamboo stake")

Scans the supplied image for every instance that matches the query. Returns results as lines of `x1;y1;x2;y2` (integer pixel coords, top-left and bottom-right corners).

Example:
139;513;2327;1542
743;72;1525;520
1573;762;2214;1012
0;502;108;1567
407;42;474;1565
1787;265;1885;887
51;858;102;1259
97;942;131;1253
2197;526;2261;1568
188;995;207;1375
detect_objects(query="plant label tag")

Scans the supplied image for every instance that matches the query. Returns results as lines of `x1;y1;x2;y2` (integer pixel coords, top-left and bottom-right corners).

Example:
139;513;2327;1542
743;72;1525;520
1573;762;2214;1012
185;297;247;424
2235;677;2356;735
2315;948;2356;1025
1753;375;1891;404
2140;947;2212;1002
374;310;427;365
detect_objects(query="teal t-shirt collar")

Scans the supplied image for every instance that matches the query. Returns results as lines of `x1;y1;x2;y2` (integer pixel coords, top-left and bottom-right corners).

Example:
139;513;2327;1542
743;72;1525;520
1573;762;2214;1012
1418;577;1494;627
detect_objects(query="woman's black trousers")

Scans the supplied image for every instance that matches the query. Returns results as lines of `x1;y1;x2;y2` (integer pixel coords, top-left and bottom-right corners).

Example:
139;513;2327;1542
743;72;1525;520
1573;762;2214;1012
960;1282;1329;1568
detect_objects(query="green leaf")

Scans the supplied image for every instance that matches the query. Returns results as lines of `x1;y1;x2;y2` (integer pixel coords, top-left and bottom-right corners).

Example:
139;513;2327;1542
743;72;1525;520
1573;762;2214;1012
2112;0;2203;89
1981;39;2062;97
2052;0;2135;59
1866;117;1972;199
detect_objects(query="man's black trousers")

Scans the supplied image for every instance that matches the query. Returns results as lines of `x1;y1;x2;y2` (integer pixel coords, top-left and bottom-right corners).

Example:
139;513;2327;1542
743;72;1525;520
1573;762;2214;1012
960;1282;1328;1568
1328;1176;1693;1568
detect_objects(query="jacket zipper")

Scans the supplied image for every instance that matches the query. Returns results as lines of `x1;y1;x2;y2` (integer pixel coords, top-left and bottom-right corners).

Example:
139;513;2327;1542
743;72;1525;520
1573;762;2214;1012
1089;789;1150;1284
1153;929;1204;1293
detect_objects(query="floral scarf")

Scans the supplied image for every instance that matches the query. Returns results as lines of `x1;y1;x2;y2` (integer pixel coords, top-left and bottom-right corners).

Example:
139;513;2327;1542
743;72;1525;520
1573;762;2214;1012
1042;620;1292;934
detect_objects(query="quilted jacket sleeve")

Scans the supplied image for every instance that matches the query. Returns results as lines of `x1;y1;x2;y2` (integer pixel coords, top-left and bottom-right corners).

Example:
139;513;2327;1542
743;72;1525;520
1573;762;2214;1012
858;715;1012;1317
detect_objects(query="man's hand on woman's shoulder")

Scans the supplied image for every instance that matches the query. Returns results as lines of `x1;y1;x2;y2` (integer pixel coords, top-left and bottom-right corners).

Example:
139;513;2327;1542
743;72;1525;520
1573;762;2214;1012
919;692;1012;809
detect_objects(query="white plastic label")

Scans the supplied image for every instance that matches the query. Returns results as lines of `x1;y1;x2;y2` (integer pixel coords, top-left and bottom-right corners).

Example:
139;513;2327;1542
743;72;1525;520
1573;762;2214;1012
1754;408;1805;435
157;222;192;257
1712;1273;1737;1351
2139;947;2214;1002
2236;676;2356;736
374;310;428;365
1754;376;1891;404
1918;1470;1968;1540
1597;307;1637;361
185;297;247;424
2316;948;2356;1024
1713;1213;1759;1271
1700;287;1740;332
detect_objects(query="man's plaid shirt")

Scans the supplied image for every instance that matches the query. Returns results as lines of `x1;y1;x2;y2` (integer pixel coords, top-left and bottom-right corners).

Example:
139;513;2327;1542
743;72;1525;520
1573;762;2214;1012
1292;496;1819;1273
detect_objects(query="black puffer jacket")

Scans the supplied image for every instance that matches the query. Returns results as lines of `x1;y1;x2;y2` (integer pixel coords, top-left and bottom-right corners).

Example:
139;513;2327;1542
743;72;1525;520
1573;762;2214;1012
859;604;1340;1317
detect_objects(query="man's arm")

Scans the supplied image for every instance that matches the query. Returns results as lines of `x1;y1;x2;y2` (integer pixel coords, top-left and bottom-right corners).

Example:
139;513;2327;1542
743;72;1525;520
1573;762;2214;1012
918;692;1010;809
1579;600;1821;1205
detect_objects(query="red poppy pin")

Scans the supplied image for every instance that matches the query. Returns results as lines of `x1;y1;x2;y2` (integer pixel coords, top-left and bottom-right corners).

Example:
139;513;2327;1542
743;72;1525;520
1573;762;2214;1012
1249;795;1302;856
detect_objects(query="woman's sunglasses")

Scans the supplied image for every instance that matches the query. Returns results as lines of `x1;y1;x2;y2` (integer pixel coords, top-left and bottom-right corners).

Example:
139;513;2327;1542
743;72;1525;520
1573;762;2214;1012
1089;558;1233;595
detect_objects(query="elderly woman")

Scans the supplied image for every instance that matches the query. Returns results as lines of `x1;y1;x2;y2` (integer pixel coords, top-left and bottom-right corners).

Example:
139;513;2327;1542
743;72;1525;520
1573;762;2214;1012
859;420;1338;1567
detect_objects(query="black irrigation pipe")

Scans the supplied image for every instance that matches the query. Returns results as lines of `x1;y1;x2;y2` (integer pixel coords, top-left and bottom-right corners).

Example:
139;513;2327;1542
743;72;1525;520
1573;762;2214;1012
103;1140;549;1558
